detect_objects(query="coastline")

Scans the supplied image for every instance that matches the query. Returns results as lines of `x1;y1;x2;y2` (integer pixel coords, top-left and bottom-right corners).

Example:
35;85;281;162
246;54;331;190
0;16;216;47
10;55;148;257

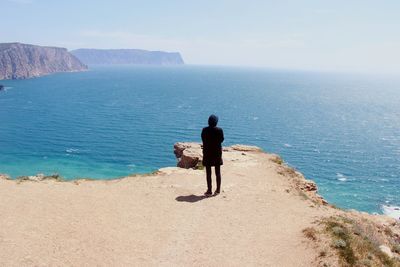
0;68;89;81
1;143;399;266
1;142;398;220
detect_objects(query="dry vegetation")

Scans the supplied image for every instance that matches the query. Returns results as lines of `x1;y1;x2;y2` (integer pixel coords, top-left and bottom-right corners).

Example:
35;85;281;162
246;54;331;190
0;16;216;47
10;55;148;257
303;215;400;267
303;227;318;241
270;154;284;165
271;152;400;266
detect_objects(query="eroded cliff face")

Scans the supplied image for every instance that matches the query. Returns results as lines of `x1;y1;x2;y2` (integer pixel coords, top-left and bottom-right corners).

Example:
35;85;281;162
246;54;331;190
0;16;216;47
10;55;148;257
0;43;88;80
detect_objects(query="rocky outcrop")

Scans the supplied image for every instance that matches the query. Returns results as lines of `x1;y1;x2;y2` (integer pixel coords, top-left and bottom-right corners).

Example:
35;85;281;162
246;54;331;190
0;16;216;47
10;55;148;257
71;48;184;65
174;142;265;169
174;142;203;169
0;172;64;182
0;174;10;180
301;180;317;192
173;142;329;205
16;173;62;182
379;245;394;259
0;43;88;80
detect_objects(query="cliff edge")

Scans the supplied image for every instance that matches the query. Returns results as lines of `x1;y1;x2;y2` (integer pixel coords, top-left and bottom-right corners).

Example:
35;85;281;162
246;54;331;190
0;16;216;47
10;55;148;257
0;143;399;266
0;43;88;80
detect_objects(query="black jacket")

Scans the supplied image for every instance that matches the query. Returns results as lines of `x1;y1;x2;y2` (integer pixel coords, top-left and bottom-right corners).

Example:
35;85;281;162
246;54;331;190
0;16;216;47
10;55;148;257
201;126;224;166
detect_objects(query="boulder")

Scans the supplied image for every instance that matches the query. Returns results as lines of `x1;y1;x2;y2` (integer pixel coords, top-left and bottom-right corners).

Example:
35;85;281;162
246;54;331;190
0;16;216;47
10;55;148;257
302;180;317;191
17;173;61;182
174;142;202;158
177;149;202;168
174;142;203;169
379;245;394;259
173;143;262;169
0;174;11;180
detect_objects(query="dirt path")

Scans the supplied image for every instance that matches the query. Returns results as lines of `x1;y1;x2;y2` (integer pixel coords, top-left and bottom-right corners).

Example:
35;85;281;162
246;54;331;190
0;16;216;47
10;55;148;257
0;147;332;266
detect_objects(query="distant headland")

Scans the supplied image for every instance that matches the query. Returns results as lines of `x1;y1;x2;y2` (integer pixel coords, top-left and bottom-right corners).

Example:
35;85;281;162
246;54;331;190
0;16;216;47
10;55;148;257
0;43;87;80
70;48;185;66
0;43;185;80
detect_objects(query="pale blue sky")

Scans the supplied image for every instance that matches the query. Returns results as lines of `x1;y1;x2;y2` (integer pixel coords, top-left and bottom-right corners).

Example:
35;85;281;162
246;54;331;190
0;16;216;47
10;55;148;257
2;0;400;73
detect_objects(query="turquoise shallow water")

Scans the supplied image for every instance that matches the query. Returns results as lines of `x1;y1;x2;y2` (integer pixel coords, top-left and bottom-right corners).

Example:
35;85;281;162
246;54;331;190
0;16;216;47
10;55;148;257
0;65;399;215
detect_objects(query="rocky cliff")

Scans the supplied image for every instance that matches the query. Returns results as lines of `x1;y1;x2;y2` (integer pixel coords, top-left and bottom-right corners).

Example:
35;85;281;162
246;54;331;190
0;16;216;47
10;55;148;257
0;43;88;80
71;48;184;65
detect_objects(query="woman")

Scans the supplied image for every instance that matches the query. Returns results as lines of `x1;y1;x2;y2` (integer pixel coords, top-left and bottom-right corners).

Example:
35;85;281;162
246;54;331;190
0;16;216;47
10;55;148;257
201;114;224;196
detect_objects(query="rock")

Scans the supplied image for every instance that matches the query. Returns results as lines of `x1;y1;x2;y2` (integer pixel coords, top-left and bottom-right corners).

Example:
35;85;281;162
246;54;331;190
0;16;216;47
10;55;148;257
379;245;394;258
0;174;11;180
173;142;201;158
0;42;87;80
230;145;262;152
178;148;203;169
17;173;61;182
174;142;203;169
18;173;45;182
303;180;317;191
173;143;260;169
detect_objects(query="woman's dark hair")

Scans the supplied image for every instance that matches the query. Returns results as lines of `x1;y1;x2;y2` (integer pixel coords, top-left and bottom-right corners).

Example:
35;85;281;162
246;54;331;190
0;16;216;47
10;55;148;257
208;114;219;127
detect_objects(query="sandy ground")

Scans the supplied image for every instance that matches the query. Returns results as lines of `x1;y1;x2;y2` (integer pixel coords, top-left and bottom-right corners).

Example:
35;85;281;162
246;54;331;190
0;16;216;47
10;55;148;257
0;148;335;266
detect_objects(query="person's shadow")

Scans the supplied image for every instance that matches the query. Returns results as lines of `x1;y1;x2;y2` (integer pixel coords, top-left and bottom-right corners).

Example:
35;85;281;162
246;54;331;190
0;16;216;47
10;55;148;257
175;194;215;203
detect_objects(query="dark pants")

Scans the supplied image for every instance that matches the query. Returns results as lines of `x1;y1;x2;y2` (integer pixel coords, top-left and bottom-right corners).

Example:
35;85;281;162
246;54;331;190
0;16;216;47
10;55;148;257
206;165;221;192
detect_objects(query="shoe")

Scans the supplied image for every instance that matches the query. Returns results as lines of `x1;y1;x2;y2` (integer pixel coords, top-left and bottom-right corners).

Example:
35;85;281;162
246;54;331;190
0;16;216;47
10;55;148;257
204;190;212;196
214;189;220;195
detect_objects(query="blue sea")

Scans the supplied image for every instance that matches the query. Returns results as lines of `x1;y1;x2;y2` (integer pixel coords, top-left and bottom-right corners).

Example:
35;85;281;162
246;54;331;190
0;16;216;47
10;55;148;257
0;65;399;216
